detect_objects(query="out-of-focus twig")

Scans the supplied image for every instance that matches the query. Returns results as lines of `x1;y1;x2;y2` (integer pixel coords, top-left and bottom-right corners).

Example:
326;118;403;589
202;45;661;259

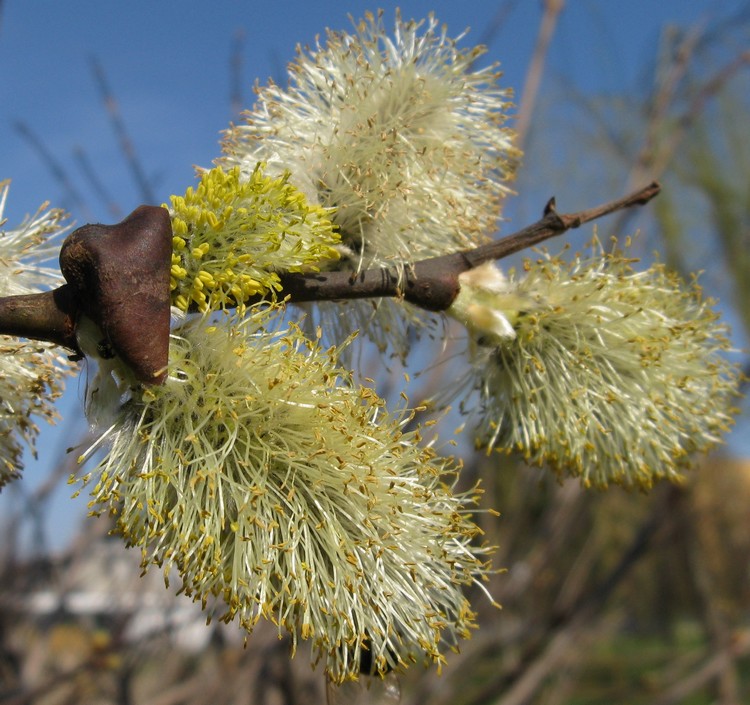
230;28;246;120
652;632;750;705
682;477;743;704
13;121;93;221
651;50;750;179
476;0;521;53
629;23;705;187
90;57;156;205
73;146;122;219
514;0;566;153
486;485;682;705
611;24;749;235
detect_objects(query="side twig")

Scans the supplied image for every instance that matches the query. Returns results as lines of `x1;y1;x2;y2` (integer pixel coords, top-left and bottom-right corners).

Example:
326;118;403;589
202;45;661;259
278;181;661;311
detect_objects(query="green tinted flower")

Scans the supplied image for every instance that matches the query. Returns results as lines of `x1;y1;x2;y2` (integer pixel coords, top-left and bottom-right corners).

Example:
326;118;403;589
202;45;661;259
0;181;72;486
78;307;492;681
167;165;339;312
448;242;740;489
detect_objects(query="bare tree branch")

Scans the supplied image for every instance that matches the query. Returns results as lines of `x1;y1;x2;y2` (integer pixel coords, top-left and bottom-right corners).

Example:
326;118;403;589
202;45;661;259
277;181;661;311
0;286;79;352
0;183;660;384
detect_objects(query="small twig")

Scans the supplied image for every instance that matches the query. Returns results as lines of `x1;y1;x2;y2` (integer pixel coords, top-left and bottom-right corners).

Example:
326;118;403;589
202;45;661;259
279;181;661;311
466;180;660;265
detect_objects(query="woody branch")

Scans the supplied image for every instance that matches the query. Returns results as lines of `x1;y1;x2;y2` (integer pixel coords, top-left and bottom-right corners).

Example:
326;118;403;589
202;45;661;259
0;181;660;381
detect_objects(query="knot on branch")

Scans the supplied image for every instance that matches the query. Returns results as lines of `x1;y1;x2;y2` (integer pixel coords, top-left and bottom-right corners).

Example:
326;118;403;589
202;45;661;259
59;206;173;384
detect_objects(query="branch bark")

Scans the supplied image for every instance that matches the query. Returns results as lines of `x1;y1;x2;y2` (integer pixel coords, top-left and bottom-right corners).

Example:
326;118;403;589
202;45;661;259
276;181;661;310
0;285;79;352
0;182;660;377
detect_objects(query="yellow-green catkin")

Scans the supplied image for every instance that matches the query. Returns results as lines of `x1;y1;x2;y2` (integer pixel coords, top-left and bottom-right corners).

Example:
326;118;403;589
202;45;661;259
220;11;518;360
449;242;741;490
167;164;340;312
0;180;72;486
77;308;492;682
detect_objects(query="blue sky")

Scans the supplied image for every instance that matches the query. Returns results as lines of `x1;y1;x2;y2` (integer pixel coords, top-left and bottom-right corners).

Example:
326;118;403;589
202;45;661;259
2;0;742;223
1;0;747;550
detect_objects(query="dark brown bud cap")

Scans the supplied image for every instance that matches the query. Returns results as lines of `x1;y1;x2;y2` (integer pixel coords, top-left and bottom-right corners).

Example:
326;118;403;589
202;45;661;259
59;205;173;385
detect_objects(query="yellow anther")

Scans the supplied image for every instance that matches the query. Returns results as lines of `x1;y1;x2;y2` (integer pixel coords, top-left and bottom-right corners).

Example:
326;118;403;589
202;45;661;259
192;243;210;260
205;211;220;229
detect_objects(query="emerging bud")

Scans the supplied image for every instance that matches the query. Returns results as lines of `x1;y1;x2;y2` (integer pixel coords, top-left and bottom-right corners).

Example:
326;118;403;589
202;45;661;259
166;164;339;313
